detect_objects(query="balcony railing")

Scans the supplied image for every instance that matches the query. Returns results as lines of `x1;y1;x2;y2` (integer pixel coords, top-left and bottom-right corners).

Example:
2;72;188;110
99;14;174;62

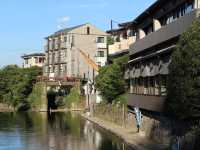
108;36;135;54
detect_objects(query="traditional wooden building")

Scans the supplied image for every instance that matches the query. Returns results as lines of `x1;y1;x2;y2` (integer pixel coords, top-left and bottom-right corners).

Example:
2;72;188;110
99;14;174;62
124;0;200;113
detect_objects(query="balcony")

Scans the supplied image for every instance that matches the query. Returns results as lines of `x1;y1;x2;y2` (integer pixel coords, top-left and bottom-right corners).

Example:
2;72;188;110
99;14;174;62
109;36;135;55
127;93;166;112
130;9;200;55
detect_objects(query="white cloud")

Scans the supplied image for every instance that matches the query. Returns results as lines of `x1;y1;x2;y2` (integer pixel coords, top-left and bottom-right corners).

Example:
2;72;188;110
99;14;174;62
57;16;70;29
59;16;70;22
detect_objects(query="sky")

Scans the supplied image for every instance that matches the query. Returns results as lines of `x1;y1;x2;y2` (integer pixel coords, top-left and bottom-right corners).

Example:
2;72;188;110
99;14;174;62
0;0;156;67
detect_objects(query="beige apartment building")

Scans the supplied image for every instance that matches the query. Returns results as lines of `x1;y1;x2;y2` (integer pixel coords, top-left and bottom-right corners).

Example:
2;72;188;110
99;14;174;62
21;53;45;68
44;23;108;80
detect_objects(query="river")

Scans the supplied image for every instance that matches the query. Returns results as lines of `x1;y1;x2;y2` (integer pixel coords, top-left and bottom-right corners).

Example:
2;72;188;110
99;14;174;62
0;112;133;150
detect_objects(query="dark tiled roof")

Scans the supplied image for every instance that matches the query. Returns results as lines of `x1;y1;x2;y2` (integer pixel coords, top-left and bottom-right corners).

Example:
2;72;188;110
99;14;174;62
21;53;45;58
106;27;126;34
119;0;166;27
47;23;88;38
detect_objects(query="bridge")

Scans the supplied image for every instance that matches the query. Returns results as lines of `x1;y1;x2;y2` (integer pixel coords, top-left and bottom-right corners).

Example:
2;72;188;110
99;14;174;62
36;76;81;112
37;76;80;86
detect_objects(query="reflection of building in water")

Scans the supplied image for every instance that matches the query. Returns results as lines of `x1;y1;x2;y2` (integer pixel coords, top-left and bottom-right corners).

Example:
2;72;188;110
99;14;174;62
84;120;102;149
19;112;127;150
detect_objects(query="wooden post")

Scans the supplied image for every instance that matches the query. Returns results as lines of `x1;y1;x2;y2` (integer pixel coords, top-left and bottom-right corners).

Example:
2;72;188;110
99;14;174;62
123;104;126;127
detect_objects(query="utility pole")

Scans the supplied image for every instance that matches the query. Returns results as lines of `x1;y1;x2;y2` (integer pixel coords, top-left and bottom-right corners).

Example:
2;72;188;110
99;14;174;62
111;19;113;31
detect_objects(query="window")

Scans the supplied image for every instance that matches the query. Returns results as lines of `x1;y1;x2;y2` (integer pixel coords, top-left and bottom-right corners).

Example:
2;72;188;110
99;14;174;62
35;57;38;63
97;37;105;43
97;51;104;57
71;35;75;47
87;27;90;35
128;29;136;37
39;57;43;63
186;3;193;13
64;64;67;72
64;36;67;42
52;39;56;49
25;59;28;65
122;32;127;39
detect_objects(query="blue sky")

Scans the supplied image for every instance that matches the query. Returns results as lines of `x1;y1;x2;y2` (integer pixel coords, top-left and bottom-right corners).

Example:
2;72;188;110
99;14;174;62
0;0;155;67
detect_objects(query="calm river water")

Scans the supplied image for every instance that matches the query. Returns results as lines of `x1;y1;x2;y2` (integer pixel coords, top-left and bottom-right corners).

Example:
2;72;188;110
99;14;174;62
0;112;133;150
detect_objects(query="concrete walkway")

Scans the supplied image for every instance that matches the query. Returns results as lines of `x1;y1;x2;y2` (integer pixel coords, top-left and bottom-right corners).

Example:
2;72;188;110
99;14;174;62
0;103;14;112
82;114;168;150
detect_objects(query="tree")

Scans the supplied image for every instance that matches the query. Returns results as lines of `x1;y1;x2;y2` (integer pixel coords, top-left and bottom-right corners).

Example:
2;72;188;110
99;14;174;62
95;55;128;103
107;36;114;45
166;19;200;120
0;65;42;110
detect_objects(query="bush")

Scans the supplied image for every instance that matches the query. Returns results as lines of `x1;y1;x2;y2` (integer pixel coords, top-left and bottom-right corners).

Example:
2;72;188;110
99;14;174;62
0;65;42;110
95;55;128;103
64;86;81;108
28;82;45;110
166;19;200;120
55;96;65;108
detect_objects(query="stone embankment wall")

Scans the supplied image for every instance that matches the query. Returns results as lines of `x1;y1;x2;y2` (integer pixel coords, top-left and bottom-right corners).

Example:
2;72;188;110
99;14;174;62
0;103;14;112
93;104;171;144
93;104;200;149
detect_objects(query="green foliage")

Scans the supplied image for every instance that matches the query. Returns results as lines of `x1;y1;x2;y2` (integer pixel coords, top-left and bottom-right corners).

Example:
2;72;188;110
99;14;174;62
55;96;65;108
107;36;114;45
28;82;44;109
113;93;128;106
0;65;42;110
166;19;200;120
95;55;128;103
64;86;81;108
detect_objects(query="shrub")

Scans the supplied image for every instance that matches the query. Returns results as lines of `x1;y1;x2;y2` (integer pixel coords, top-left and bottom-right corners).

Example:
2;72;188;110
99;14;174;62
166;19;200;120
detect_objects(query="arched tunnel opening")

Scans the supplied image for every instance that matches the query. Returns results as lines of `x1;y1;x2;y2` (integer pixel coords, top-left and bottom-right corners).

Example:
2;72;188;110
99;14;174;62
47;87;71;111
47;90;57;111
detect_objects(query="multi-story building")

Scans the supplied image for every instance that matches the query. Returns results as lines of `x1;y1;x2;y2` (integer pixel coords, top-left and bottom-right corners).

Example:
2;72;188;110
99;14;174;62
124;0;200;113
107;26;135;58
21;53;45;68
44;23;108;80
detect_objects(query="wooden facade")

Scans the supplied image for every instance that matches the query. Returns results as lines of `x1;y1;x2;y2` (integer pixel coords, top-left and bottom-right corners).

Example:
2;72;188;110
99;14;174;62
123;0;200;112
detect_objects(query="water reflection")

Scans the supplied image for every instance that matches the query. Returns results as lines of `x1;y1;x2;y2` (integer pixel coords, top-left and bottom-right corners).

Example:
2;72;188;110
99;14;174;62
0;112;133;150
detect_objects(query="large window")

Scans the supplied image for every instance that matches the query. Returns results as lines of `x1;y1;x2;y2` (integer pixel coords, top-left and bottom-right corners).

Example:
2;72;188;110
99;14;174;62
35;57;38;63
64;36;67;42
97;51;104;57
165;2;194;25
25;59;28;65
97;37;105;43
39;57;44;63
